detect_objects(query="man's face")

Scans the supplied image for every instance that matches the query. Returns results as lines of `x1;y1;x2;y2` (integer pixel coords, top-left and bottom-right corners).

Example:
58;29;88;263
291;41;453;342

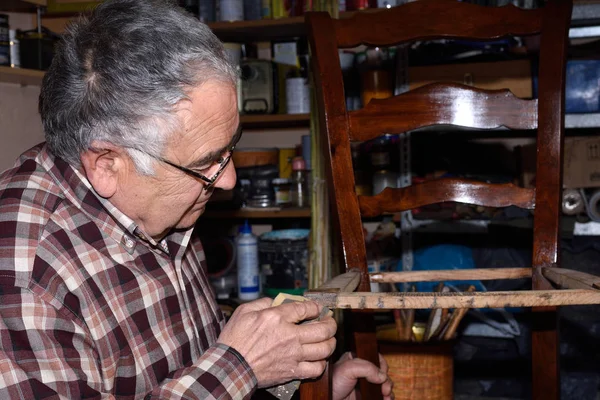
118;80;239;240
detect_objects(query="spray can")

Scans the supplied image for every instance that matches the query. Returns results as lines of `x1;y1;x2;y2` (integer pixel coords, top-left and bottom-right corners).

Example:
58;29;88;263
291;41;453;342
236;220;260;301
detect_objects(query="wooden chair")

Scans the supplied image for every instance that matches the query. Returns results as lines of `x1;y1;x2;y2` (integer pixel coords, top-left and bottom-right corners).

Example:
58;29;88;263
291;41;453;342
301;1;600;399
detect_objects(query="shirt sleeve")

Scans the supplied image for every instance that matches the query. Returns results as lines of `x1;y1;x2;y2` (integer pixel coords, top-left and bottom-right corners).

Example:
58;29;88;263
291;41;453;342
0;286;258;400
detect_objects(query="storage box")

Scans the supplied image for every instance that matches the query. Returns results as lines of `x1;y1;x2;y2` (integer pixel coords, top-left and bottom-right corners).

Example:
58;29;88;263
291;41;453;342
564;136;600;188
565;60;600;113
408;59;533;99
518;136;600;189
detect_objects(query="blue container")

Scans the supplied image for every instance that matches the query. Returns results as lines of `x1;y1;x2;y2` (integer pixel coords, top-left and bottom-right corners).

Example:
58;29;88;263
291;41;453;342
565;60;600;113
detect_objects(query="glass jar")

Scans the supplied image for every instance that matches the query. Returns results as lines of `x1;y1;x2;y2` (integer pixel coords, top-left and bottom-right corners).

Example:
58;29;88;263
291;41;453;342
272;178;292;207
291;157;308;208
373;169;398;195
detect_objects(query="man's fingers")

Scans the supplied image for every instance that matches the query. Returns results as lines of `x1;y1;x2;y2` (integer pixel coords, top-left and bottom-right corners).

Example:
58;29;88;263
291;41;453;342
378;353;389;374
296;360;328;379
301;337;337;361
382;375;394;400
237;297;273;312
336;358;388;384
336;351;353;364
297;317;337;344
278;300;322;323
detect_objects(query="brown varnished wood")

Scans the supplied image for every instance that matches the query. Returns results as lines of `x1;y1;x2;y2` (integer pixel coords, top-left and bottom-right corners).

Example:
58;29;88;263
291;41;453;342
306;0;572;398
334;1;543;48
307;13;369;293
299;363;331;400
358;178;535;217
349;84;538;141
531;0;572;398
306;11;381;400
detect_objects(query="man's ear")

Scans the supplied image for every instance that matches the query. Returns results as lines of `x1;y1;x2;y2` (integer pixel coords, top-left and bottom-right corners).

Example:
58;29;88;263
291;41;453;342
80;141;126;199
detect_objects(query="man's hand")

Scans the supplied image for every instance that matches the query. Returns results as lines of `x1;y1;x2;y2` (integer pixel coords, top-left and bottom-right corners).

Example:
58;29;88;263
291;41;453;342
217;297;337;388
332;352;394;400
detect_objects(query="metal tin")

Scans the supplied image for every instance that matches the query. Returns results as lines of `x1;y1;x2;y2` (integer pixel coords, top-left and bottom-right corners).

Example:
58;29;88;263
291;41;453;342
0;14;9;67
272;178;292;206
285;77;310;114
199;0;216;22
243;0;262;20
219;0;244;21
9;29;19;68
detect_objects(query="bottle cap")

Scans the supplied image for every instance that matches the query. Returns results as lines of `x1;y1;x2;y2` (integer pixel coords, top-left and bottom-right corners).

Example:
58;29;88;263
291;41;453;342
239;219;252;234
292;156;305;171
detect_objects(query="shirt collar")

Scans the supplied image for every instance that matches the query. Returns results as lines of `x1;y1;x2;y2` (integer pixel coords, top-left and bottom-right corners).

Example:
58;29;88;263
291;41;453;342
40;145;192;258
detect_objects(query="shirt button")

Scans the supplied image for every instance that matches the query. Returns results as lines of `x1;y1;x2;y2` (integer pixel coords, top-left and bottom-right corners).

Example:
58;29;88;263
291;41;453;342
124;236;135;249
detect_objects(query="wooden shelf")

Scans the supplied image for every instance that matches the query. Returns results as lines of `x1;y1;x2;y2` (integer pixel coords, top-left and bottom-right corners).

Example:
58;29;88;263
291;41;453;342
240;113;310;130
207;11;375;42
203;208;311;219
0;69;311;130
208;16;306;42
0;0;46;12
0;66;45;86
566;113;600;129
40;10;366;39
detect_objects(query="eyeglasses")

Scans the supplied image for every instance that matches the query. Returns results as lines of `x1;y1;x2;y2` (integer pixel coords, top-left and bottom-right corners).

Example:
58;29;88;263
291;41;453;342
124;131;241;189
153;147;235;189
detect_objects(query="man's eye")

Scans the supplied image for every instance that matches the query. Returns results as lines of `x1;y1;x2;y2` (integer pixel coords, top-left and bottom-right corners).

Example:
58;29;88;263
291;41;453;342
192;163;212;173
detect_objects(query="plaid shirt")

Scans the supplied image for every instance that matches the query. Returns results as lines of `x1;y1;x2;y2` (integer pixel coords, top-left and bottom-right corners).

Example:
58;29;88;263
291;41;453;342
0;144;257;399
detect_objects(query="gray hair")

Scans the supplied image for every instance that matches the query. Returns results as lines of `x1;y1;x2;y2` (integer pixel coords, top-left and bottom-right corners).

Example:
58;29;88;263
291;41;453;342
40;0;238;175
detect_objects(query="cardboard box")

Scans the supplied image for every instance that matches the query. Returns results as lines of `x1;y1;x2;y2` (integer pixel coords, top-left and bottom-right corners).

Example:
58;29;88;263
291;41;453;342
519;136;600;189
409;59;533;99
564;137;600;188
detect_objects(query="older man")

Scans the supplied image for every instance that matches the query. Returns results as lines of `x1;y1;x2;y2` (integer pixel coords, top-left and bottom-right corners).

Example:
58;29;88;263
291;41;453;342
0;0;393;399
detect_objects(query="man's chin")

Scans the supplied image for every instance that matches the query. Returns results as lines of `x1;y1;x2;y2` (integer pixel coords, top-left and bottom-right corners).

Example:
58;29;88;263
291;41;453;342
176;206;206;230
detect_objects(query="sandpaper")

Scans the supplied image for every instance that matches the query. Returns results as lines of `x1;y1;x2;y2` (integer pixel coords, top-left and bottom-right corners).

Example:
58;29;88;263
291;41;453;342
264;293;332;399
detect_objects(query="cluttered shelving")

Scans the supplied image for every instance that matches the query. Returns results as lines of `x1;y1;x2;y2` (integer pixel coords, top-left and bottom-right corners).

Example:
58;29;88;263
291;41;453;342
203;207;311;219
0;65;44;86
1;0;45;12
239;113;310;129
0;63;311;128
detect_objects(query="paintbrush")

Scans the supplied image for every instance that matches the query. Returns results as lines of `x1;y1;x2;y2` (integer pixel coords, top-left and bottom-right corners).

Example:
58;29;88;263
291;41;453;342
440;285;476;341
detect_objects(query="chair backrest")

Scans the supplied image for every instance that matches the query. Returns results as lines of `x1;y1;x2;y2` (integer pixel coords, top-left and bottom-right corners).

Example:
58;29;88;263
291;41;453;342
307;0;572;291
306;1;572;398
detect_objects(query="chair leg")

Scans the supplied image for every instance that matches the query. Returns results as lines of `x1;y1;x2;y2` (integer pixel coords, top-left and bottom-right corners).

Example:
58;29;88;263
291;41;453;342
300;363;332;400
351;311;384;400
532;308;560;400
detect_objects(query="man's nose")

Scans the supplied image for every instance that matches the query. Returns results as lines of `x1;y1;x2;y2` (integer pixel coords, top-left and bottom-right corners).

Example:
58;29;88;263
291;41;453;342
214;160;237;191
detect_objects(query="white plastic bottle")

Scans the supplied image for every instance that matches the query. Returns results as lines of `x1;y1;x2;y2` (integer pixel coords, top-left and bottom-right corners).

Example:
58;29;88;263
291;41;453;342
236;220;260;301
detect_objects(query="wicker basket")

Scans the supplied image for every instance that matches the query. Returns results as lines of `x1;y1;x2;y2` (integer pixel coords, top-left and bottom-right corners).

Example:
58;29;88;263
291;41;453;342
379;335;454;400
